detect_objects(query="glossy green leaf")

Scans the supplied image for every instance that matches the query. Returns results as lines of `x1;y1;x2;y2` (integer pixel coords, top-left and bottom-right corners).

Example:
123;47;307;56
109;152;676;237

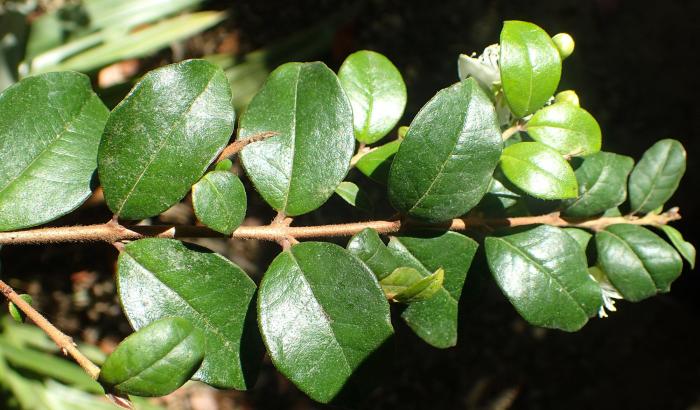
595;224;682;301
563;151;634;217
347;228;404;280
192;170;247;235
334;181;372;212
659;225;695;269
258;242;393;403
100;317;205;397
98;59;234;220
239;62;354;216
388;231;478;348
381;267;444;303
499;21;562;117
563;228;592;253
117;238;260;389
8;294;32;324
628;139;686;214
388;78;502;222
338;50;407;144
485;225;602;331
0;72;108;231
500;142;578;199
355;139;401;184
526;103;601;156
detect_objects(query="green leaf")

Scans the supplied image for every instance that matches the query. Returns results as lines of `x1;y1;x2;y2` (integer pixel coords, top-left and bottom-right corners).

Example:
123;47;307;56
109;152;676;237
628;139;686;214
192;170;247;235
526;103;601;156
659;225;695;269
381;267;444;303
563;151;634;217
8;294;32;324
595;224;683;301
499;21;562;117
239;62;354;216
563;228;592;253
214;158;233;171
388;78;502;222
485;225;602;331
258;242;393;403
99;59;234;220
99;317;205;397
355;139;401;184
500;141;578;199
338;50;407;144
388;231;478;348
347;228;404;280
117;238;260;389
0;72;108;231
334;181;372;212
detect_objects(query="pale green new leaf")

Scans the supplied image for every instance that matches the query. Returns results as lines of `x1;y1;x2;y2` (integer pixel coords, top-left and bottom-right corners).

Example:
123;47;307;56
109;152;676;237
526;102;601;156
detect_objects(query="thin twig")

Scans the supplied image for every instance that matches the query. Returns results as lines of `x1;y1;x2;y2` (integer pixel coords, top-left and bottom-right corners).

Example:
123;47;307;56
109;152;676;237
501;122;524;141
216;131;278;162
0;280;101;379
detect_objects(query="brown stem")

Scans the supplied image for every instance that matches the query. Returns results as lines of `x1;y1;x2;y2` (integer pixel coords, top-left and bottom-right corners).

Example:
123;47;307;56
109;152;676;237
0;209;681;246
216;131;278;162
0;280;101;380
502;122;524;141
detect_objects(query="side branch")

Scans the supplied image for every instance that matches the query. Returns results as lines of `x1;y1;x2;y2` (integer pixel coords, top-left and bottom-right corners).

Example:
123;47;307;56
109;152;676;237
0;208;681;246
216;131;278;162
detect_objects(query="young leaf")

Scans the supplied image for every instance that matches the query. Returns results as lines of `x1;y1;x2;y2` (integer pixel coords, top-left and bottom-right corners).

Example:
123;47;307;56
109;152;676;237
117;238;260;390
258;242;393;403
338;50;407;144
388;78;502;222
595;224;683;301
500;141;578;199
99;59;234;220
388;231;478;348
239;62;354;216
562;151;634;217
628;139;686;214
381;267;444;303
347;228;404;280
99;317;205;397
659;225;695;269
499;21;562;117
0;72;109;231
355;139;401;184
334;181;372;212
192;170;247;235
485;225;602;331
8;294;33;324
526;103;601;156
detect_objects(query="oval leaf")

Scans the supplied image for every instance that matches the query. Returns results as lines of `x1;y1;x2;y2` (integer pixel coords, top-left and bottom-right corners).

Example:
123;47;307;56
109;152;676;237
500;141;578;199
388;78;502;222
338;50;407;144
563;151;634;217
258;242;393;403
526;103;601;156
659;225;695;269
0;72;109;231
98;59;234;220
192;170;247;235
485;225;602;331
117;238;260;389
355;139;401;184
499;21;562;117
239;62;354;216
595;224;683;301
99;317;205;397
628;139;686;214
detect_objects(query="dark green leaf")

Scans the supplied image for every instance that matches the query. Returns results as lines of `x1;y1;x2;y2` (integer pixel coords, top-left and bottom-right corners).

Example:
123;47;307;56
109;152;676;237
526;103;601;156
355;139;400;184
0;72;108;231
381;267;444;303
500;142;578;199
239;62;354;216
98;59;234;220
659;225;695;269
388;231;478;348
388;78;502;222
563;151;634;217
334;181;372;212
338;50;407;144
192;170;246;235
8;294;32;324
117;238;260;389
347;228;404;280
499;21;562;117
99;317;205;397
595;224;682;301
258;242;393;403
563;228;592;253
485;225;602;331
628;139;686;214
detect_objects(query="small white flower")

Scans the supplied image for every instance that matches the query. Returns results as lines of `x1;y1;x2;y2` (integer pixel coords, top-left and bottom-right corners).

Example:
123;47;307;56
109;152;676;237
589;268;623;318
458;44;501;89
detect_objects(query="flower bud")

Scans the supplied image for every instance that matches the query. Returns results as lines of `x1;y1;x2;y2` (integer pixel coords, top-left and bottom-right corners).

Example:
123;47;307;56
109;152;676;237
552;33;575;59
